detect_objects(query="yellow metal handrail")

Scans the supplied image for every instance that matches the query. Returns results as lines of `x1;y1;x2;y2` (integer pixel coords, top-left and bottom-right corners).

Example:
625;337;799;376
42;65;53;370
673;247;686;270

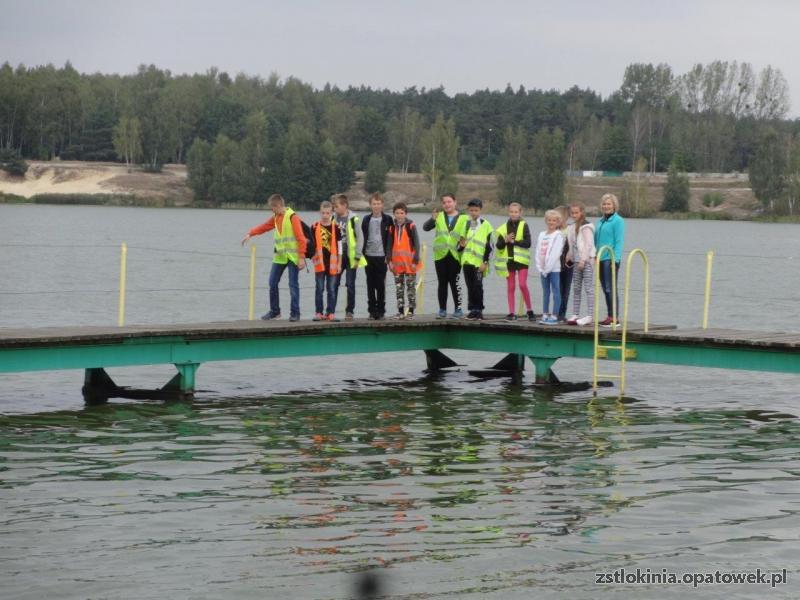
248;244;257;320
703;250;714;329
620;248;650;395
592;245;617;394
118;243;127;327
414;243;427;315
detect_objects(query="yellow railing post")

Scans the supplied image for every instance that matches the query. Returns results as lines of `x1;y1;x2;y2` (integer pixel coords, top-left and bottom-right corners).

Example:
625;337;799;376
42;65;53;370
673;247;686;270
592;245;616;395
703;250;714;329
248;244;257;320
118;242;127;327
620;248;649;395
415;243;427;314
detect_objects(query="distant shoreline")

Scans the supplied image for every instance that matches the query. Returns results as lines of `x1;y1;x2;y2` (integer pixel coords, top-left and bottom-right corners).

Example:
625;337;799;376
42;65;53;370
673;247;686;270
3;191;798;222
2;160;795;222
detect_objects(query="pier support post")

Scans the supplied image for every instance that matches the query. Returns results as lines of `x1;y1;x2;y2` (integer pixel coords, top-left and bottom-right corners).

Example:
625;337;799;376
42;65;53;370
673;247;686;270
81;363;199;404
527;356;559;384
82;368;116;405
164;362;200;400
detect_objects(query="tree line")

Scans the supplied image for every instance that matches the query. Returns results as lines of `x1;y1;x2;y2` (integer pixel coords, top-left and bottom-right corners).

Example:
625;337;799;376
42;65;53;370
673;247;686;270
0;60;798;212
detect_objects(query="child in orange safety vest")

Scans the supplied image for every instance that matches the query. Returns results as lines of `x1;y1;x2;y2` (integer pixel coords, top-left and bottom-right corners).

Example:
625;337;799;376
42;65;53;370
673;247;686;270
386;202;421;320
311;200;342;321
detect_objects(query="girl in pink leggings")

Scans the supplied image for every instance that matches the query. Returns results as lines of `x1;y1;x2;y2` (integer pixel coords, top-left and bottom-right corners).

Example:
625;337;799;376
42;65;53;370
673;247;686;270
495;202;534;321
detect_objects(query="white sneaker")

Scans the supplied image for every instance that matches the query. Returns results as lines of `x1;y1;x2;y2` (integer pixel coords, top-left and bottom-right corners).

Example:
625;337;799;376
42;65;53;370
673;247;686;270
576;315;593;326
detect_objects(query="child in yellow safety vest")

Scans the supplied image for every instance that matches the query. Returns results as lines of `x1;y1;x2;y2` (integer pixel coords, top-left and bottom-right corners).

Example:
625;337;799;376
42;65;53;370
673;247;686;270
311;201;342;321
332;193;366;321
459;198;493;321
386;202;421;320
422;193;469;319
241;193;307;322
495;202;534;321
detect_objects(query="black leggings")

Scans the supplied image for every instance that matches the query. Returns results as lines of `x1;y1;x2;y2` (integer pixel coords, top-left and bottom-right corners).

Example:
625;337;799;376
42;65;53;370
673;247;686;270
435;254;462;311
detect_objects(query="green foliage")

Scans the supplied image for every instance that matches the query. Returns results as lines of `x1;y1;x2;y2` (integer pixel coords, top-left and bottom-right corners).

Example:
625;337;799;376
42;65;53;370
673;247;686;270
702;192;725;207
0;59;796;207
186;120;355;207
30;193;134;205
496;126;533;206
749;128;786;213
186;138;213;201
530;127;566;209
620;157;653;217
421;113;459;204
112;116;142;170
387;108;424;174
0;148;28;176
364;153;389;193
662;163;690;212
598;126;630;171
0;191;27;203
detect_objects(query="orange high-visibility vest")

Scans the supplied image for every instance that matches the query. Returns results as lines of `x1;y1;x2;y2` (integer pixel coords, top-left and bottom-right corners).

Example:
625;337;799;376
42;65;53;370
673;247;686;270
390;222;417;274
312;221;342;275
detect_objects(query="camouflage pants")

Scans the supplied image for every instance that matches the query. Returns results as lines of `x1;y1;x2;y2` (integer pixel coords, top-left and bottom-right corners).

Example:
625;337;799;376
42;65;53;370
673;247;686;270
394;273;417;314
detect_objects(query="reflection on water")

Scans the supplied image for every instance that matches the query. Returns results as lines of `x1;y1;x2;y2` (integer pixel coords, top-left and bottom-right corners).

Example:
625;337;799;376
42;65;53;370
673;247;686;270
2;376;798;599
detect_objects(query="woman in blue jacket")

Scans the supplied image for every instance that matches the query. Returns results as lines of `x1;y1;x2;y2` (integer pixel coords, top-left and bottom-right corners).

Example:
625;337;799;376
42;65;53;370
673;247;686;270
594;193;624;326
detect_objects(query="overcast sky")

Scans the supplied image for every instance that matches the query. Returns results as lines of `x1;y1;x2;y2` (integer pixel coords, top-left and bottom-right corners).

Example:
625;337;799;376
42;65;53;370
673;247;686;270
2;0;798;114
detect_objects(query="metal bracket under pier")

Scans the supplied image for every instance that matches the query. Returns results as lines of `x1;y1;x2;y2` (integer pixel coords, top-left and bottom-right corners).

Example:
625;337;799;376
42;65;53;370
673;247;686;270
82;363;199;404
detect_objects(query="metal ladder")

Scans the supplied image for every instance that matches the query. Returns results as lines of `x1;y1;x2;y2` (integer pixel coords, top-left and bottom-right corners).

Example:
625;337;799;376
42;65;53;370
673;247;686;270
592;247;649;396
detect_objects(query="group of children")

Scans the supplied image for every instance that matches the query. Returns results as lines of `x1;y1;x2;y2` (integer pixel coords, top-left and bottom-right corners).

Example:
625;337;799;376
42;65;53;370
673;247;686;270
242;191;625;326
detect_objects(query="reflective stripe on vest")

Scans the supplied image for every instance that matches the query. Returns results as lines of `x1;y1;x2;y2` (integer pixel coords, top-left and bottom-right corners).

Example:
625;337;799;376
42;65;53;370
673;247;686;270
274;207;299;265
389;223;417;274
432;211;468;261
312;221;341;275
461;219;493;268
494;220;529;277
346;215;368;268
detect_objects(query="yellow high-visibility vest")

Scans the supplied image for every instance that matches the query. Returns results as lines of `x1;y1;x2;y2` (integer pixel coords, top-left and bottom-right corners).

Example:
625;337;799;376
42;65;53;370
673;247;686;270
432;211;468;261
274;207;300;265
494;220;529;277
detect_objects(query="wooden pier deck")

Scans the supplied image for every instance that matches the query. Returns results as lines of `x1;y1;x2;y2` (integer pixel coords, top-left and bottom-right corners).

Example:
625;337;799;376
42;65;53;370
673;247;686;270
0;317;798;403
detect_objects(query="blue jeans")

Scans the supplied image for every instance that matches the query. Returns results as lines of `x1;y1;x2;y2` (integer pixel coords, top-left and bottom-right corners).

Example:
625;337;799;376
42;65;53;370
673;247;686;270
315;272;340;315
268;261;300;318
540;272;561;315
599;260;620;318
339;265;357;314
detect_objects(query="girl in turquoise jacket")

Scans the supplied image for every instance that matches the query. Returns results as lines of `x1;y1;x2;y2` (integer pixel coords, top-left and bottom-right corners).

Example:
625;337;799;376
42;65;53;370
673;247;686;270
594;193;625;325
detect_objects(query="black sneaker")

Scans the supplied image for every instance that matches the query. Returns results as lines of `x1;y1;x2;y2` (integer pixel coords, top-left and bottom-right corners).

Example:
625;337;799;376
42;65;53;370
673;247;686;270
289;314;300;322
504;313;517;321
261;312;281;320
527;310;536;322
476;312;485;321
465;311;478;320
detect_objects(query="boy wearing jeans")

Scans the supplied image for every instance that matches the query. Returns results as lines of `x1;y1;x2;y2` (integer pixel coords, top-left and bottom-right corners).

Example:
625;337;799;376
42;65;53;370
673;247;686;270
333;194;366;320
535;210;565;325
241;193;307;322
311;201;341;321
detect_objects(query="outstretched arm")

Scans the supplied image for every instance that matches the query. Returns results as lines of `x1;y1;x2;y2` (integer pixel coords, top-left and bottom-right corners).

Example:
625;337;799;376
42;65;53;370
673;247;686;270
241;217;275;245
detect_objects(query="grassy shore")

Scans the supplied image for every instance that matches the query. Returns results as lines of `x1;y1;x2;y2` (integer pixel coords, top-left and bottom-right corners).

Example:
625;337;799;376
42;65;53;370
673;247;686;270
2;162;794;222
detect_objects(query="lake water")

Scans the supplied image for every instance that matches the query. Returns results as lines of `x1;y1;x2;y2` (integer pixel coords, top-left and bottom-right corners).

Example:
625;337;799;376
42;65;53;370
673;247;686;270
1;204;799;598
